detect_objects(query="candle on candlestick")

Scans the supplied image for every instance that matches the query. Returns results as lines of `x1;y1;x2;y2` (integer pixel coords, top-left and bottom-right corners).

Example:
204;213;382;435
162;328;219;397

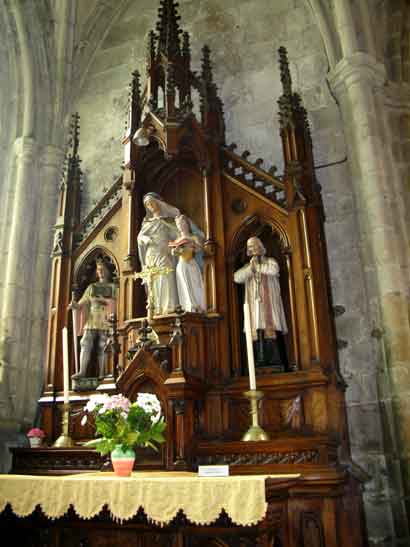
243;301;257;390
62;327;70;404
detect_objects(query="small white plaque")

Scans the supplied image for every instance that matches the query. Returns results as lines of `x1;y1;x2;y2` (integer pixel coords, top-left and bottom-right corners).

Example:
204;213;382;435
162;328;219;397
198;465;230;477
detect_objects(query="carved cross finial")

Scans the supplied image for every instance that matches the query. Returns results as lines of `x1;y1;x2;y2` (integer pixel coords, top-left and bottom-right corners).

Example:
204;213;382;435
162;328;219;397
278;46;292;97
156;0;182;58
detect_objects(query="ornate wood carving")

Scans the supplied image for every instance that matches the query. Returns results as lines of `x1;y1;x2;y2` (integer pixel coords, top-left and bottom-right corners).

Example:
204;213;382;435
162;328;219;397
31;2;367;543
280;395;304;430
74;178;122;249
198;450;320;466
301;512;325;547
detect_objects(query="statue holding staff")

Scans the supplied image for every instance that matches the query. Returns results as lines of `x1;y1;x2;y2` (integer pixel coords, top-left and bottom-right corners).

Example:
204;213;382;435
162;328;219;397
70;259;117;379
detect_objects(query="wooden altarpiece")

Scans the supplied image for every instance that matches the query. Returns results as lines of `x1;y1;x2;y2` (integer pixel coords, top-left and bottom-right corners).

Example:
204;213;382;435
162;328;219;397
8;2;368;546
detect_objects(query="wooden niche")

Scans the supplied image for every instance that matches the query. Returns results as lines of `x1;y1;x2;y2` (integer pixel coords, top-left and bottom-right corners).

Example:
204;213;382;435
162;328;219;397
11;1;369;546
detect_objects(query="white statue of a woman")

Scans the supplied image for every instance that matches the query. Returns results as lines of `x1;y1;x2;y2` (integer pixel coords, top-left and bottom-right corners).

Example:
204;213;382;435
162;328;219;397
137;193;180;315
169;214;206;313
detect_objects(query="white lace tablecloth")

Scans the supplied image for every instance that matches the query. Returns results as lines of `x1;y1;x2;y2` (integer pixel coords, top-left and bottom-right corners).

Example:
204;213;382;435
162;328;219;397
0;471;299;525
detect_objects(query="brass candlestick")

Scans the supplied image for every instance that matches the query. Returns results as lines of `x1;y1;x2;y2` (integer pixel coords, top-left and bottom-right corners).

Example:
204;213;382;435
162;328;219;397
242;390;270;442
53;403;75;448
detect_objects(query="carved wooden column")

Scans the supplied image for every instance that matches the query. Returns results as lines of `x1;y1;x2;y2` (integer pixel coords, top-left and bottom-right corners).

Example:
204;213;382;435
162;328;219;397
121;69;145;321
202;166;217;313
121;168;138;321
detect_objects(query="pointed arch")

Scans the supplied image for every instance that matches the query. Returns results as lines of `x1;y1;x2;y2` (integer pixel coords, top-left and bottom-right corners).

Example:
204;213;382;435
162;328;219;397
305;0;341;68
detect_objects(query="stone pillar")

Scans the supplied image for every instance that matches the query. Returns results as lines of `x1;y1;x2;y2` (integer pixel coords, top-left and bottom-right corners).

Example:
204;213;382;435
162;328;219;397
23;145;65;422
0;137;39;425
328;53;410;543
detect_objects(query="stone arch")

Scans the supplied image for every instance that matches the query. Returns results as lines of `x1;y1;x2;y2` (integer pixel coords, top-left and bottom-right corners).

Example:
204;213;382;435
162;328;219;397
3;1;54;142
305;0;341;68
72;0;132;101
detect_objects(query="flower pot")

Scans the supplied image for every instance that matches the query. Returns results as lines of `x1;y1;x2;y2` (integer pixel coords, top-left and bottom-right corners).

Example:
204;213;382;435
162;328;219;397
28;437;42;448
110;445;135;477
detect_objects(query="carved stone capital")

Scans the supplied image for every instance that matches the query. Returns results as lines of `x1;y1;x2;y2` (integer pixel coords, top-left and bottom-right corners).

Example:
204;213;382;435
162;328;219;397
327;52;386;98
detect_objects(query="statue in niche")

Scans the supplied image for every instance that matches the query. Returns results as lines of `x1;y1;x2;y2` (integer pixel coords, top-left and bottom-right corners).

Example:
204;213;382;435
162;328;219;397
169;214;206;313
137;193;180;316
234;236;288;370
70;259;117;379
52;229;63;256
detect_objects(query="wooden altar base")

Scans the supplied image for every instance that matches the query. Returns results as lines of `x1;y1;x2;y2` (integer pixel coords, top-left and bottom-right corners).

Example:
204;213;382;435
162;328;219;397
10;447;164;475
0;473;368;547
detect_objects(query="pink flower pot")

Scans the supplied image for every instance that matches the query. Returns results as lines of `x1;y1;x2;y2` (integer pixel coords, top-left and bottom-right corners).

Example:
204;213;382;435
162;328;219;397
110;445;135;477
28;437;42;448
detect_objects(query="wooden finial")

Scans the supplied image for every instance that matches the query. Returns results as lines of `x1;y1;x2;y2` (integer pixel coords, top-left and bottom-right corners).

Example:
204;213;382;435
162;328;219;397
69;112;81;159
147;30;157;69
156;0;182;58
201;45;213;84
278;46;292;97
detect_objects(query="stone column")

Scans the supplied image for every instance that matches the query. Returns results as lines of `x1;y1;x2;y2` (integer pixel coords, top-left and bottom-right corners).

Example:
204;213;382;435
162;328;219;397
328;53;410;542
23;145;65;422
0;137;39;425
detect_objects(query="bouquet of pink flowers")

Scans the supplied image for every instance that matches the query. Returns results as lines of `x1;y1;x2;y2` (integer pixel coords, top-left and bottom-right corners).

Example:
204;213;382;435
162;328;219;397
27;428;46;439
81;393;166;456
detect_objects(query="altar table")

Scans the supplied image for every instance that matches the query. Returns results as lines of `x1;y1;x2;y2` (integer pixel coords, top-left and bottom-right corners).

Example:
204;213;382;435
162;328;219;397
0;471;302;547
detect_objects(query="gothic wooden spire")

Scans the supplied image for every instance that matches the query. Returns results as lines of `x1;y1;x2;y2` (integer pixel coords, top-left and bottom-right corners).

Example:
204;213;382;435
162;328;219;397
199;45;224;141
278;46;292;98
66;113;82;223
201;45;213;85
126;69;142;135
182;31;191;64
156;0;182;59
68;112;80;162
277;46;311;139
277;47;314;204
147;30;157;70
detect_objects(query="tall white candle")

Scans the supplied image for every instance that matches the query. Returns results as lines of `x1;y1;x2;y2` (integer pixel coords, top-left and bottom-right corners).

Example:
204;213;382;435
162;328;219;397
243;302;257;390
62;327;70;404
